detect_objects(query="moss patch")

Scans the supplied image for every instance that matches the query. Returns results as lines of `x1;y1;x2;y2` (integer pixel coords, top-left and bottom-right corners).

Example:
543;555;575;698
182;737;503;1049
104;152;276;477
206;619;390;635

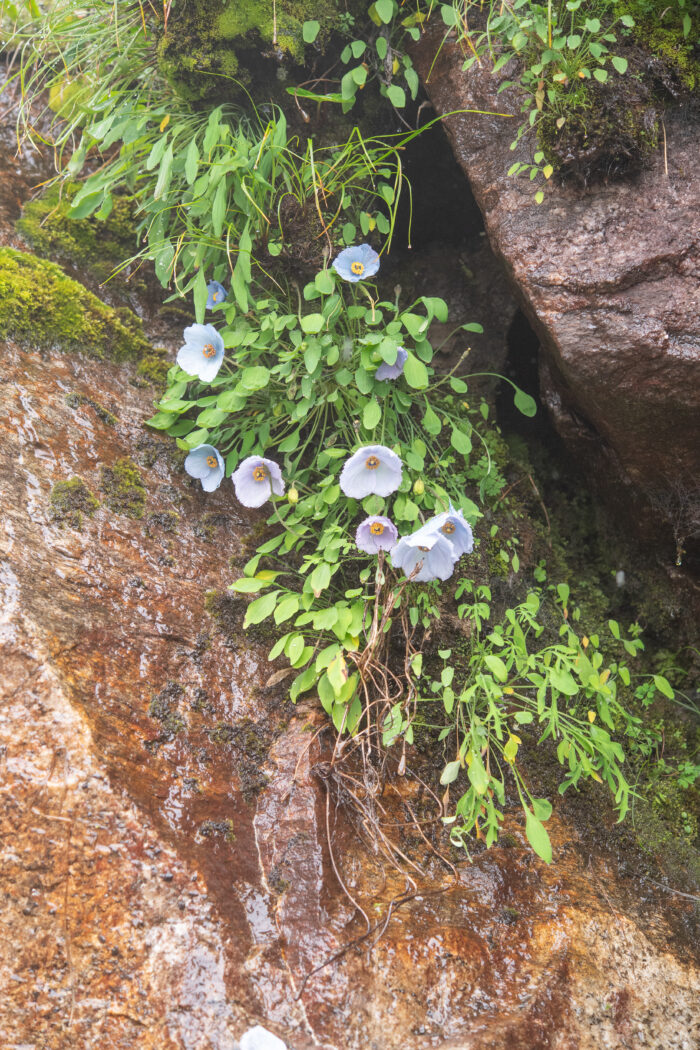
17;182;138;282
136;347;171;386
0;247;150;361
100;457;147;518
148;681;185;740
156;0;352;100
49;477;100;530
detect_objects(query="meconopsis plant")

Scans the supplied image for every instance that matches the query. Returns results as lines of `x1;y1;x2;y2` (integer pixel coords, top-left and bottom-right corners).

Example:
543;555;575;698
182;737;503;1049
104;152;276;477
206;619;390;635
148;247;634;866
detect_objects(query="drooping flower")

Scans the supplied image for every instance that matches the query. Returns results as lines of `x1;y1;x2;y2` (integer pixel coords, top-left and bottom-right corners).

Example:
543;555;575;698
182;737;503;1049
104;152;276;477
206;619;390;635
411;503;474;557
177;323;225;382
332;243;380;283
184;444;225;492
232;455;285;508
339;445;402;499
375;346;408;382
355;515;398;554
206;280;227;309
390;531;458;583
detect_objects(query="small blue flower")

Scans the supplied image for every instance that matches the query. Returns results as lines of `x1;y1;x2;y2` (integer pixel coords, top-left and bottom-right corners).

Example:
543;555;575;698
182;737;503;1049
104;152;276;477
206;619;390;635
390;531;458;583
376;346;408;382
232;455;285;508
340;445;402;499
412;503;474;557
206;280;227;309
177;323;225;382
332;243;380;283
184;444;225;492
355;515;398;554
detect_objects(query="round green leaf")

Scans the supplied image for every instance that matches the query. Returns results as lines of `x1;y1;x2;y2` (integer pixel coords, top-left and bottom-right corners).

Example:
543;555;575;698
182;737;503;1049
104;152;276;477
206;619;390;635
403;351;429;389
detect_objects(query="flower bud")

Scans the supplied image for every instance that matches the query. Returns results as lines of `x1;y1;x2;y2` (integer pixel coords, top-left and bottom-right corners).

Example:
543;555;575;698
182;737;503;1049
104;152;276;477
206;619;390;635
413;478;425;496
288;485;299;504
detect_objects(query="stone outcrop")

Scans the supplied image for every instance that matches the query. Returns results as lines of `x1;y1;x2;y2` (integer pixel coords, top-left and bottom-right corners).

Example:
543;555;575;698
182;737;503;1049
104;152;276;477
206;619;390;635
412;28;700;559
0;313;698;1050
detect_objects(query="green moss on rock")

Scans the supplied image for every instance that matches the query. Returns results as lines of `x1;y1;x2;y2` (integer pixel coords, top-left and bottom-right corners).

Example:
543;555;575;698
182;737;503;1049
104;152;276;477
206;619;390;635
100;457;147;518
17;182;138;282
156;0;352;100
50;477;100;530
0;247;150;361
136;347;171;386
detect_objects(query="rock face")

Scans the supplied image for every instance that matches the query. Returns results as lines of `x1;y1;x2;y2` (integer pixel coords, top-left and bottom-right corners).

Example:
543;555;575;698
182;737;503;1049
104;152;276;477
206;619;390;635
0;299;698;1050
411;28;700;557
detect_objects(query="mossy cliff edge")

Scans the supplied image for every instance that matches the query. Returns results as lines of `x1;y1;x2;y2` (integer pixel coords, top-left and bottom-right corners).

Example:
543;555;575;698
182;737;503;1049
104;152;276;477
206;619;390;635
156;0;360;100
0;247;149;361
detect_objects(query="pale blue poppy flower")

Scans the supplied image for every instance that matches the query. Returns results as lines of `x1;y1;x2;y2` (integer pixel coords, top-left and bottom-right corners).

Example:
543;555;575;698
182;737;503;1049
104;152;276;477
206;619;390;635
177;323;224;382
340;444;402;499
411;503;474;557
184;444;225;492
206;280;227;309
332;243;380;283
232;455;285;508
356;515;398;554
376;346;408;382
390;531;458;583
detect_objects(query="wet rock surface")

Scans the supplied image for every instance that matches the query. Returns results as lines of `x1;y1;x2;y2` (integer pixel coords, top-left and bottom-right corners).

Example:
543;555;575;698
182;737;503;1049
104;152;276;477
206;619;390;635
411;28;700;553
1;337;698;1049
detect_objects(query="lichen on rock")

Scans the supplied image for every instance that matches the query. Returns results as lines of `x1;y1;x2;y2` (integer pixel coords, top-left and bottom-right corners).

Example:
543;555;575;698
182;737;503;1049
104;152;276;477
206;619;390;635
49;477;100;530
100;457;147;518
0;247;150;361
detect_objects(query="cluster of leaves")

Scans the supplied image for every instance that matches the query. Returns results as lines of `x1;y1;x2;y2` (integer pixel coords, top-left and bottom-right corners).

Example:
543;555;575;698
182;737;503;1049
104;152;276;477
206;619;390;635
297;0;424;114
435;0;641;196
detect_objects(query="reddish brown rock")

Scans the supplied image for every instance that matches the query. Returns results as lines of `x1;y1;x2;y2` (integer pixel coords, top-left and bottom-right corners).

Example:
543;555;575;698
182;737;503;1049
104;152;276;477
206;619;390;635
1;334;698;1049
411;27;700;556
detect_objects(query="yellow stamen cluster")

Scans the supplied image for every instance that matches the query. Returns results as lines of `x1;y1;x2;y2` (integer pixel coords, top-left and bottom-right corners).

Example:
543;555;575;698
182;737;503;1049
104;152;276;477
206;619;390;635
252;466;267;482
370;522;385;535
202;343;217;358
365;455;380;470
206;455;218;469
442;521;456;535
350;261;365;275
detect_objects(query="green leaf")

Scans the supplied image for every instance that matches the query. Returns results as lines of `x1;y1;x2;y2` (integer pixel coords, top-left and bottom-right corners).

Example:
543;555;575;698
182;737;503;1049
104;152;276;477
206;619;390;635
302;18;320;42
240;365;270;391
154;144;174;199
374;0;394;24
450;427;472;456
440;761;461;785
212;178;227;238
301;313;325;334
468;754;489;794
403;351;429;389
309;561;331;596
513;387;537;417
363;399;382;430
185;139;199;185
386;83;406;108
229;577;268;593
484;653;507;682
525;809;552;863
314;269;335;294
653;674;674;700
145;411;177;430
611;55;628;75
422;402;442;435
244;590;279;628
